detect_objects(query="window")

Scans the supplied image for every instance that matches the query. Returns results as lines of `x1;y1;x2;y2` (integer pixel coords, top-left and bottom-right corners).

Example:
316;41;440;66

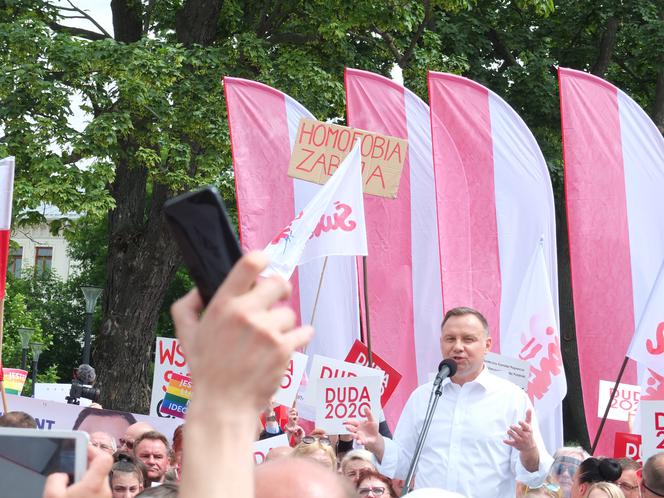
34;246;53;276
9;246;22;277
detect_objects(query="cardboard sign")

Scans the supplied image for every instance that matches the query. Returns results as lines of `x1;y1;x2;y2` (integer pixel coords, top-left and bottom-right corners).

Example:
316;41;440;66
485;352;530;391
640;400;664;460
150;337;190;417
614;432;642;461
597;380;641;422
275;352;308;408
345;340;402;406
252;434;290;464
34;383;92;407
315;376;382;435
2;368;28;395
288;118;407;199
303;354;384;407
159;373;192;419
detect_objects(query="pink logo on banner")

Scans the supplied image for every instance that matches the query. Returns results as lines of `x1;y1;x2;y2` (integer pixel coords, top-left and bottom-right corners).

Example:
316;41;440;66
643;369;664;401
646;323;664;355
518;322;563;402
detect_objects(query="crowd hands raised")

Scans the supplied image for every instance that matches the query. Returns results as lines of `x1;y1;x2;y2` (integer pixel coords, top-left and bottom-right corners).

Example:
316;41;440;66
7;251;659;498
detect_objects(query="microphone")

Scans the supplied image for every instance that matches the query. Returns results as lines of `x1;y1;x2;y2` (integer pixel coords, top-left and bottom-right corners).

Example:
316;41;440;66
433;358;457;386
76;364;96;385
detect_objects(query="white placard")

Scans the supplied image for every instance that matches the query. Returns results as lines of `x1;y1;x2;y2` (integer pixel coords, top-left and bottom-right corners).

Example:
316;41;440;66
34;383;92;407
252;434;290;464
485;352;530;390
274;352;308;408
150;337;190;417
304;354;383;407
314;376;382;435
597;380;641;422
640;400;664;460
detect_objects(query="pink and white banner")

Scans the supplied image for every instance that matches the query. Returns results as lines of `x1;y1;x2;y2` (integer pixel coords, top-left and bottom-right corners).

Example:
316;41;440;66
224;78;361;367
0;156;15;300
428;72;562;452
559;67;664;456
345;68;443;427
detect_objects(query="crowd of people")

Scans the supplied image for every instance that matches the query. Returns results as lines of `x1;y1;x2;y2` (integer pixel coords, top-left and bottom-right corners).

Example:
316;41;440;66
1;252;663;498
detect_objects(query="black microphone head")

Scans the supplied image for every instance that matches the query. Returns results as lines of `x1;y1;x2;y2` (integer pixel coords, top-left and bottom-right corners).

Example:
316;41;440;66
438;358;458;377
76;364;96;385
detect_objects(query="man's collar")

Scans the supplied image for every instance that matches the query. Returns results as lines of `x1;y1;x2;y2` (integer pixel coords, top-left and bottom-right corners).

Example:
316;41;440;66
444;364;498;391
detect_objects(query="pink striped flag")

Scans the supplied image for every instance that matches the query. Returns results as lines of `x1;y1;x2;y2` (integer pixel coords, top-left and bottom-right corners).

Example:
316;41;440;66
223;78;361;375
0;157;15;300
428;72;562;452
559;68;664;455
345;68;444;427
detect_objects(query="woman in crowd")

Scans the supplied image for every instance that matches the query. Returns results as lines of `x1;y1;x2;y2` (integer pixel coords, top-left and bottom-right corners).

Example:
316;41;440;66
584;482;625;498
110;459;144;498
549;447;589;498
291;435;337;471
356;469;399;498
571;457;622;498
340;449;376;485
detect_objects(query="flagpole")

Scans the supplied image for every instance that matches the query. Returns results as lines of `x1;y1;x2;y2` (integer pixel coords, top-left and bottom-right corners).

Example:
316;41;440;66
590;355;629;455
363;256;373;366
0;298;9;413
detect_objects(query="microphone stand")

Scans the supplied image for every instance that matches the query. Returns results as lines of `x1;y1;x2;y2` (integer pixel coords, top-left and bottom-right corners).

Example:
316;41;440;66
401;379;444;496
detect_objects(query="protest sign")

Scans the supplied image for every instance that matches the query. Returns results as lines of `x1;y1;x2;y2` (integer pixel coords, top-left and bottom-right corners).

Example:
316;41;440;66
150;337;190;417
345;340;401;406
159;373;192;419
614;432;642;461
640;399;664;460
484;352;530;391
34;383;92;407
275;352;308;408
2;368;28;395
303;354;383;407
315;376;382;435
597;380;640;422
288;118;407;199
252;434;289;464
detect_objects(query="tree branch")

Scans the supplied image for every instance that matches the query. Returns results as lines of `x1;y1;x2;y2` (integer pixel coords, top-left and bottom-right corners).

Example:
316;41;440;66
47;22;109;40
58;0;113;38
590;17;618;77
399;0;433;68
487;28;517;70
373;27;402;62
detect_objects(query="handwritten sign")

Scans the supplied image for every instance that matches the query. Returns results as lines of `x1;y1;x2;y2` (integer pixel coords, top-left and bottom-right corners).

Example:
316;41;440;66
597;380;641;422
304;354;384;407
345;340;401;406
252;434;290;464
640;400;664;460
2;368;28;395
150;337;190;417
485;352;530;390
288;118;407;199
274;352;308;407
614;432;642;461
159;373;192;419
315;376;382;435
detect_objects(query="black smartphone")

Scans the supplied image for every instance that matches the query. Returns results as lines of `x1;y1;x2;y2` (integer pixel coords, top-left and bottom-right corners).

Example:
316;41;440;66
164;186;243;305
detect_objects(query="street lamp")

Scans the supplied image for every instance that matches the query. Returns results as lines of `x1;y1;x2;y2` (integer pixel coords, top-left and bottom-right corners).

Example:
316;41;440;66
18;327;34;370
30;341;44;394
81;285;103;365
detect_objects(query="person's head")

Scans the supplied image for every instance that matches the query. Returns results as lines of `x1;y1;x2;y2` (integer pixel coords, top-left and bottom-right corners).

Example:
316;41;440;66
356;469;398;498
642;452;664;497
265;446;292;462
440;307;492;385
256;458;356;498
73;408;137;449
0;410;37;428
90;431;117;454
134;482;179;497
133;431;170;484
110;459;145;498
615;458;641;498
571;457;622;498
584;482;625;498
340;449;376;484
292;436;337;470
119;421;154;452
550;447;588;497
171;424;184;468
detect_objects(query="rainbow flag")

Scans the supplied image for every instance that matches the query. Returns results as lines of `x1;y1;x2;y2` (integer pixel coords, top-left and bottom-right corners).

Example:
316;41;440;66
159;373;191;419
2;368;28;395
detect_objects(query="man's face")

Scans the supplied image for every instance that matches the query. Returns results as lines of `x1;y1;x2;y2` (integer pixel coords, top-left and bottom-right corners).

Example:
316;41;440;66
76;415;131;450
617;468;641;498
440;314;491;384
89;431;115;454
134;439;169;483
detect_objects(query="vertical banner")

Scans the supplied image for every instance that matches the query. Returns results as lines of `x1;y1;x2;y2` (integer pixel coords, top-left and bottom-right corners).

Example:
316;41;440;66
0;156;15;299
428;72;562;452
345;68;443;427
559;68;664;456
224;77;361;370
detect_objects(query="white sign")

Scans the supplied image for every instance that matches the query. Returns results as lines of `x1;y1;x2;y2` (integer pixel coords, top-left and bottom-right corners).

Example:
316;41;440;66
304;355;384;407
314;376;382;435
640;400;664;460
252;434;290;464
275;352;308;408
485;352;530;390
34;383;92;407
150;337;190;417
597;380;641;422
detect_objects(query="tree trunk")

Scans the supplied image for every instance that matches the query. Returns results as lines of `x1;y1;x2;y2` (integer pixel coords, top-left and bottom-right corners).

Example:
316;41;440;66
590;18;618;77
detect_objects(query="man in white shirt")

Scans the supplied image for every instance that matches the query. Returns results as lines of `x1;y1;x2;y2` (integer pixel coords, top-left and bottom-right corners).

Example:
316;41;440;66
345;307;553;498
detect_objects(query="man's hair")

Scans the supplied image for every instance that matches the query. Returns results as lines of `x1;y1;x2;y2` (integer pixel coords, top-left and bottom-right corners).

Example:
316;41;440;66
72;407;136;430
0;411;38;428
617;457;641;472
643;453;664;495
133;430;170;452
340;449;375;470
441;307;490;336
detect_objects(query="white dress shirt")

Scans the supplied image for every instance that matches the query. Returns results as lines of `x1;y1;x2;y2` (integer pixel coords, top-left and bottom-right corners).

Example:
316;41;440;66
378;367;553;498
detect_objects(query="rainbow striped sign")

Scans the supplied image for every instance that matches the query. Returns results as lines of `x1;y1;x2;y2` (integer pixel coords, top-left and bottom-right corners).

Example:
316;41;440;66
2;368;28;395
159;373;191;419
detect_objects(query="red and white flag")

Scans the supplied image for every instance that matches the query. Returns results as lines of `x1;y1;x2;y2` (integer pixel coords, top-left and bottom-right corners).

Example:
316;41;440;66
428;72;562;452
559;68;664;455
0;156;15;300
263;142;367;280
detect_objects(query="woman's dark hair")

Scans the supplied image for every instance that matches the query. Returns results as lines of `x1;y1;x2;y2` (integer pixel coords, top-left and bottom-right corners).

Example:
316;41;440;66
356;469;398;498
109;459;144;486
577;457;622;485
112;452;149;485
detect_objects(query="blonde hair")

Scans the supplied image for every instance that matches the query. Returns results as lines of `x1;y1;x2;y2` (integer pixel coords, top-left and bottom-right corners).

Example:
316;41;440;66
584;482;625;498
292;440;337;470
